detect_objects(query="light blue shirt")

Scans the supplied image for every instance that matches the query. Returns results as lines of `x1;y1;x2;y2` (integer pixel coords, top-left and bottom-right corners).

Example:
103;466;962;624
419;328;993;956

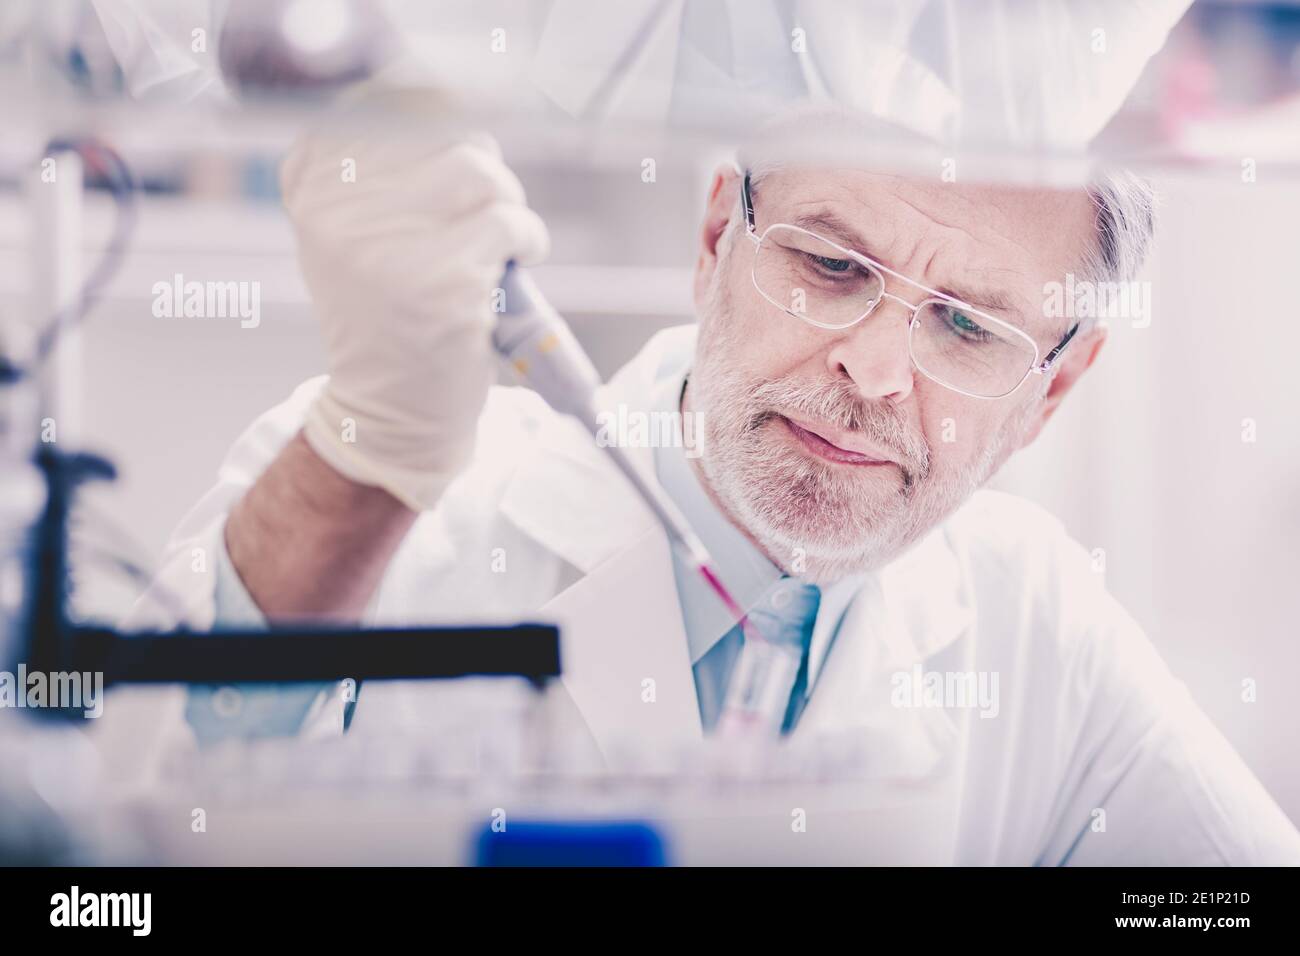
184;536;328;743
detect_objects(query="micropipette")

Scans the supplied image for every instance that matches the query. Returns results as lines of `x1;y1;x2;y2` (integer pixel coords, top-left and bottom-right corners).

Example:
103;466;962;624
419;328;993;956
491;263;752;627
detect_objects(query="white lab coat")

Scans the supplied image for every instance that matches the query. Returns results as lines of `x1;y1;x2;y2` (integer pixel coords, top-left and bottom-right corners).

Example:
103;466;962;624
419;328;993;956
121;325;1300;865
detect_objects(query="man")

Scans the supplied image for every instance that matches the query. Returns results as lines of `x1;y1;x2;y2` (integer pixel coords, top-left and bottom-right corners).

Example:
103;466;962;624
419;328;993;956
138;118;1300;865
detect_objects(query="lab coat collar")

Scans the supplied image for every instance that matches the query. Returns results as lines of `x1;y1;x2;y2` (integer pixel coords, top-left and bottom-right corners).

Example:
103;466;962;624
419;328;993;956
497;328;703;766
498;326;693;575
796;518;976;783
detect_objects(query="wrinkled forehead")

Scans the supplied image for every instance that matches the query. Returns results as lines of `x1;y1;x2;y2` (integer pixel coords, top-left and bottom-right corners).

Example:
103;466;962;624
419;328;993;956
748;166;1097;327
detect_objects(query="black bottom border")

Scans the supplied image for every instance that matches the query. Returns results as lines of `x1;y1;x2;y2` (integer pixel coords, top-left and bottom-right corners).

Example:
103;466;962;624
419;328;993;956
1;865;1290;941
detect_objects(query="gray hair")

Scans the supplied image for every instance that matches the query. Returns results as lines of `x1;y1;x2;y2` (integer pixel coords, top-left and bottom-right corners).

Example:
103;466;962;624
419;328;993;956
1077;171;1156;330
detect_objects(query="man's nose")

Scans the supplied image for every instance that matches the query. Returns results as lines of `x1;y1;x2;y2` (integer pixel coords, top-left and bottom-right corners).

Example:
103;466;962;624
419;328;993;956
823;296;916;403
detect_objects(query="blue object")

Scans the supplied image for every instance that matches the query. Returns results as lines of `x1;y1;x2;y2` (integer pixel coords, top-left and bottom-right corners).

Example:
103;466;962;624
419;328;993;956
473;820;667;867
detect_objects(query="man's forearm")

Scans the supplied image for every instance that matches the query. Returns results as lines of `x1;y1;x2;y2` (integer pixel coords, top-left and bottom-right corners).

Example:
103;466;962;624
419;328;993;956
224;430;418;622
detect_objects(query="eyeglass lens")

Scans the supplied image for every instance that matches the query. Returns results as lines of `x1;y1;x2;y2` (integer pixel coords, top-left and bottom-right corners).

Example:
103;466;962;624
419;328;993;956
752;225;1037;398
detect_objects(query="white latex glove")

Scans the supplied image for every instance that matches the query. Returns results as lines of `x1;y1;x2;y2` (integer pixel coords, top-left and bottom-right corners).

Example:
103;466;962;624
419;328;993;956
280;122;549;510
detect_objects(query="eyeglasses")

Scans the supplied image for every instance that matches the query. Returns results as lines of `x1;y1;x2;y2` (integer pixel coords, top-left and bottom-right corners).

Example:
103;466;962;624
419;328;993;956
740;172;1079;400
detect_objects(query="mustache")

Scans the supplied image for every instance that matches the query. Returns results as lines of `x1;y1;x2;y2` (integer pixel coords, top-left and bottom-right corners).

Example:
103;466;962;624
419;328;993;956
745;378;931;480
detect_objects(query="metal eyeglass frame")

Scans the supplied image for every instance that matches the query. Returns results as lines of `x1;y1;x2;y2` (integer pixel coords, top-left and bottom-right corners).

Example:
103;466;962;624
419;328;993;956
740;171;1080;400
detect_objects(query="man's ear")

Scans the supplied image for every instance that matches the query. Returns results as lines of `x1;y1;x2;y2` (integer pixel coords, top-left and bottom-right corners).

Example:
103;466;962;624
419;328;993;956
1018;325;1107;447
693;164;741;308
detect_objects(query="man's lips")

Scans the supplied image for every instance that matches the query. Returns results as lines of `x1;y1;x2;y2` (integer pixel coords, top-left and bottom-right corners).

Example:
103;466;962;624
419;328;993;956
777;414;896;467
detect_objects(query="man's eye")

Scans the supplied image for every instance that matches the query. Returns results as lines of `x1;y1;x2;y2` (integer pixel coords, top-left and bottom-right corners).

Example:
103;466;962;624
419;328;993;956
809;254;855;274
950;311;987;335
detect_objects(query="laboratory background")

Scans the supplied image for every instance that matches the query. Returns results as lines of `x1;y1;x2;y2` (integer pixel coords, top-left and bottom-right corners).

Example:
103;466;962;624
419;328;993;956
1;0;1299;864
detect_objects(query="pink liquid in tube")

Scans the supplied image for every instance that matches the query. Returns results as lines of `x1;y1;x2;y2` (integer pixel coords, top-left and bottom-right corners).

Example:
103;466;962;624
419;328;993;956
697;561;769;645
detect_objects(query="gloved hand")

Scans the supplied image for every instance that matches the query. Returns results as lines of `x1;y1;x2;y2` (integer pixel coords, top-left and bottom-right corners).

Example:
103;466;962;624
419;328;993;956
279;122;549;511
